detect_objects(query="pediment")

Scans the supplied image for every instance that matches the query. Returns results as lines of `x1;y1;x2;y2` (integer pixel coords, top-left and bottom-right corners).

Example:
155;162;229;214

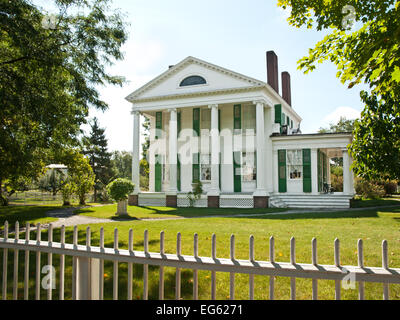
126;56;266;102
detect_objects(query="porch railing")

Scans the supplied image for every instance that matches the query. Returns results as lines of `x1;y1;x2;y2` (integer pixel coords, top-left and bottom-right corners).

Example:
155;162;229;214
1;221;399;300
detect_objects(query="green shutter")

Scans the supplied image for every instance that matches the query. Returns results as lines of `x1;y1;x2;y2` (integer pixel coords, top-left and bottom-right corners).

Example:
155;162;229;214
155;154;162;192
177;111;181;137
177;154;181;192
193;108;200;137
278;150;287;193
291;120;293;129
274;104;282;133
192;153;199;182
318;150;322;192
233;151;241;192
234;105;241;130
287;116;290;127
303;149;312;193
155;112;162;140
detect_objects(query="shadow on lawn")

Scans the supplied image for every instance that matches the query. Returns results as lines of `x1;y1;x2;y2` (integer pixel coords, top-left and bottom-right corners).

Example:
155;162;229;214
231;207;400;221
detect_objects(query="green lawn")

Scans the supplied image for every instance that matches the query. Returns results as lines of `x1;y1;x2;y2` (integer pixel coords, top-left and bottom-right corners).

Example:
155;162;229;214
351;197;400;208
74;205;286;220
1;205;400;300
0;205;59;230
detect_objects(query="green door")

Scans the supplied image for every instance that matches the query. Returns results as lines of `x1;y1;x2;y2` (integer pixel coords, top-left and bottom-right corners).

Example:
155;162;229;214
278;150;287;193
233;151;241;192
303;149;312;193
155;155;162;192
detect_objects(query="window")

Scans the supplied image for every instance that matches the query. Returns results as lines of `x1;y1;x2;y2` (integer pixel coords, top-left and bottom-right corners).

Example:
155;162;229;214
287;150;302;180
180;76;207;87
243;105;256;133
201;108;211;131
242;152;256;181
200;154;211;181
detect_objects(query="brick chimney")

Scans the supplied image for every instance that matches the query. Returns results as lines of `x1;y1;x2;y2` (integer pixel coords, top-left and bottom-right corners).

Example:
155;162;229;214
281;71;292;106
266;51;279;93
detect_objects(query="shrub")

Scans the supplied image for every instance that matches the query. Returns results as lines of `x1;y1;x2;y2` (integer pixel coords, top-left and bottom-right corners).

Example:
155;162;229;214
187;181;203;207
355;178;386;199
107;178;135;202
380;181;398;195
331;174;343;192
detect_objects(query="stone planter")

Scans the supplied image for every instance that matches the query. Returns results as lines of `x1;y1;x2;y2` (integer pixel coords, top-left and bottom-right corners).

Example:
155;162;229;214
116;199;128;216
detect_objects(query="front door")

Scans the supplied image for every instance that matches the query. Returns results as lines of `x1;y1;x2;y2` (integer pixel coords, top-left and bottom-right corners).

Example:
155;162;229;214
155;154;162;192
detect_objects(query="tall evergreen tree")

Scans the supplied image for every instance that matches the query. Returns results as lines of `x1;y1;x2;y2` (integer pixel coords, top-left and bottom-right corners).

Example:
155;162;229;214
82;118;113;202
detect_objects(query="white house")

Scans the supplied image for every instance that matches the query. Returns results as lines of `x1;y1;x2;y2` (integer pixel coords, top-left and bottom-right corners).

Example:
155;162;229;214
125;51;355;209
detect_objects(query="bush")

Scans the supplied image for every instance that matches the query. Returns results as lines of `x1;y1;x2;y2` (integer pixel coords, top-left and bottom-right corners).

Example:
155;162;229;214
355;178;386;199
331;174;343;192
380;181;398;195
107;178;135;202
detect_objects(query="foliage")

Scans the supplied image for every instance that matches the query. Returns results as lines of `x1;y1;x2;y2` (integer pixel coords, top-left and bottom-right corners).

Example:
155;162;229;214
111;151;132;180
38;168;66;196
82;118;114;202
60;179;75;206
278;1;400;181
106;178;135;202
140;158;149;190
0;0;127;202
318;117;356;134
350;92;400;181
331;174;343;193
187;181;203;207
380;181;398;195
355;178;386;199
58;148;95;205
277;0;400;98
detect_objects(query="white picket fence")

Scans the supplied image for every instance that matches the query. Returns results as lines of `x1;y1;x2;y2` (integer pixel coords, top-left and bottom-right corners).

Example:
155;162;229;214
1;221;400;300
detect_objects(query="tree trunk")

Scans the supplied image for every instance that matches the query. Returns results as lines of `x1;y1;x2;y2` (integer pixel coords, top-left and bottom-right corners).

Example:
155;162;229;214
0;179;8;206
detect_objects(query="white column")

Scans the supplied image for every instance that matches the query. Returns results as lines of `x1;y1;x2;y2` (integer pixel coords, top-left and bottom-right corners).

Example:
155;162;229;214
327;155;332;185
343;149;354;195
311;148;319;195
265;106;274;194
132;111;140;194
168;108;178;195
254;101;267;196
209;104;220;195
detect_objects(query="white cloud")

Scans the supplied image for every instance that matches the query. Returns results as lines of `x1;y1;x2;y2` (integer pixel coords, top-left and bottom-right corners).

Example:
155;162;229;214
320;106;360;127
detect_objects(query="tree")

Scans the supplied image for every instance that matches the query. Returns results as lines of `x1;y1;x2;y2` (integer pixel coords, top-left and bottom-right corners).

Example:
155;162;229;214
350;92;400;180
318;117;356;134
82;118;113;202
278;0;400;181
0;0;127;205
60;149;95;205
111;151;132;180
38;168;66;196
106;178;134;215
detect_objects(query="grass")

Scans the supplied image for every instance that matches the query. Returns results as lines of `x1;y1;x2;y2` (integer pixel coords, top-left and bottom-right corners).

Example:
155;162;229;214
351;197;400;208
0;205;58;230
1;205;400;300
74;205;286;220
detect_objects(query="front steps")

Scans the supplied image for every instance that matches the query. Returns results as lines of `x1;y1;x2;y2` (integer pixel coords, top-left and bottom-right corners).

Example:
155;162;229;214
269;194;352;209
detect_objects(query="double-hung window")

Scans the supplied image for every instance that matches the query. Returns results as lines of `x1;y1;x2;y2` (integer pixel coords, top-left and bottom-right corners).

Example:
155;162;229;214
242;105;256;134
242;152;256;181
287;150;302;180
200;153;211;181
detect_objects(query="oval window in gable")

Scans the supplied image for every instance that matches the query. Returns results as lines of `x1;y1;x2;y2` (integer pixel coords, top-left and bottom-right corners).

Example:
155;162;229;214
179;75;207;87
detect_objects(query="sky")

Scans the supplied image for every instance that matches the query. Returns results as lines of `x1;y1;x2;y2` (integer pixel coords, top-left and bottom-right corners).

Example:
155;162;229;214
35;0;367;152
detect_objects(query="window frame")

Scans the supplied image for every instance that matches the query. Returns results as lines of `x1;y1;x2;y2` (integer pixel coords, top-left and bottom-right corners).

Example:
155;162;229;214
287;150;303;181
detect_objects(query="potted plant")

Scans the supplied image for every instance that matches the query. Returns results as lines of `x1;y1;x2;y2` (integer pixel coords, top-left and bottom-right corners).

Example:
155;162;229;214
106;178;135;216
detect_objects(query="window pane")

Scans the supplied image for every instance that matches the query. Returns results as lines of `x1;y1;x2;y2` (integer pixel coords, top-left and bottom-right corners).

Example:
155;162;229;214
201;108;211;130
